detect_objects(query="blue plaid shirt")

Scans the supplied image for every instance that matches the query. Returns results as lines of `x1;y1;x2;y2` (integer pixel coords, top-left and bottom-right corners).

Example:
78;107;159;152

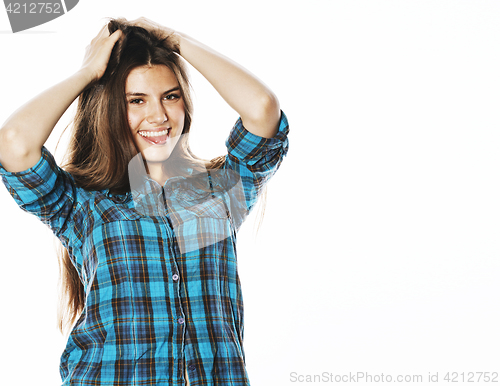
0;112;289;385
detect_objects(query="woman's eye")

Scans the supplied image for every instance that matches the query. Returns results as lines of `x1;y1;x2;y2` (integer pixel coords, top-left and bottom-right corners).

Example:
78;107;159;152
129;99;143;104
164;94;181;101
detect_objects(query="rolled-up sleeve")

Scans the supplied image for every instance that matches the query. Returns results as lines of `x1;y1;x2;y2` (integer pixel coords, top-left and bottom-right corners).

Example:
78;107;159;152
0;146;82;257
223;110;289;230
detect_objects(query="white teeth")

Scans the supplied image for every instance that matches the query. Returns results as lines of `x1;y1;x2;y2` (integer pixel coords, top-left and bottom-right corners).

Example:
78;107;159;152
139;129;169;138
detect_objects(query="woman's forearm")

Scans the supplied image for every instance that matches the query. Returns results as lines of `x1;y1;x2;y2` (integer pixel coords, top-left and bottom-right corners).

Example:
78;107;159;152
0;69;94;172
0;27;122;173
176;32;281;138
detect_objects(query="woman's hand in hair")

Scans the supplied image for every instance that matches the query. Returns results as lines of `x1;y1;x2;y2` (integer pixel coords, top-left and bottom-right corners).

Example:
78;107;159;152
81;25;123;83
0;24;122;173
127;17;180;53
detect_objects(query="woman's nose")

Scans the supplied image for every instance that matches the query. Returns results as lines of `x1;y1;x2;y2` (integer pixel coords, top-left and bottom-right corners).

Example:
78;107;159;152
147;103;168;125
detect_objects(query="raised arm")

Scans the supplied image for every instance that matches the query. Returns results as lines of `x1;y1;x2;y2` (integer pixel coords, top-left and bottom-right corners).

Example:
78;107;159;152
0;26;122;173
129;18;281;139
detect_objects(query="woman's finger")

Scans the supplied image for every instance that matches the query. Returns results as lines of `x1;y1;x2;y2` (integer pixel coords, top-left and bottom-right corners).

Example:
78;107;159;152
107;29;122;44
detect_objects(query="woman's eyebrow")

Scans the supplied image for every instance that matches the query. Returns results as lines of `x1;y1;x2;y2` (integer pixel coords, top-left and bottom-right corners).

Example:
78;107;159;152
163;87;180;94
126;92;148;97
126;87;180;97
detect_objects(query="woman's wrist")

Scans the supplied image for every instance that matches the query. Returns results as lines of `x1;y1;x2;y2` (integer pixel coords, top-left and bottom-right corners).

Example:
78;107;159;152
169;31;183;54
76;67;97;86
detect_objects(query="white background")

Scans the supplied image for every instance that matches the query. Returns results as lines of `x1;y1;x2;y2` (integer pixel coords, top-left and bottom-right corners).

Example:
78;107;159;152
1;1;500;385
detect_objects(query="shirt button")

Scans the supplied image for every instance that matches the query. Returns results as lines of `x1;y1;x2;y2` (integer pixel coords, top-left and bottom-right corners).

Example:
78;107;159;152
178;317;185;324
188;364;196;371
172;274;179;281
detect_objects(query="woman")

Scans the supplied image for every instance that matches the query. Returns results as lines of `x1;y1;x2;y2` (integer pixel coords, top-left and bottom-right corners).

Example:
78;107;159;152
0;17;289;385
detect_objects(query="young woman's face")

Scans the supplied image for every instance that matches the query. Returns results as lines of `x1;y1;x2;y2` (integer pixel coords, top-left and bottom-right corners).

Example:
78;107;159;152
125;64;185;163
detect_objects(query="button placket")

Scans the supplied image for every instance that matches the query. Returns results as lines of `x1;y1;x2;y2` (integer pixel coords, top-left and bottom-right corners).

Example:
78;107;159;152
156;206;180;356
160;183;188;380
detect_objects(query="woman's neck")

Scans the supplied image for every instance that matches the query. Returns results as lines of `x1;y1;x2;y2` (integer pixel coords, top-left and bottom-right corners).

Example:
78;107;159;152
147;163;169;187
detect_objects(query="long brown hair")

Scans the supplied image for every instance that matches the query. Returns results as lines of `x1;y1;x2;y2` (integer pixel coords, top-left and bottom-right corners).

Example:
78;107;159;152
56;19;265;335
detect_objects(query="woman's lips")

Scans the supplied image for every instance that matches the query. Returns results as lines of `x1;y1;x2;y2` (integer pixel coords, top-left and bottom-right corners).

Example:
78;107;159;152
138;128;170;145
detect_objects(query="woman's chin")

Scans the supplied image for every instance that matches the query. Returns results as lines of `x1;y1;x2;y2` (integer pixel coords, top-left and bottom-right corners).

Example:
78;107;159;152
140;142;177;162
140;149;173;163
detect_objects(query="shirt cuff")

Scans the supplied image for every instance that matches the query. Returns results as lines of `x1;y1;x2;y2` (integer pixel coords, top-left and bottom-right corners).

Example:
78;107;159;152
225;110;290;165
0;146;60;205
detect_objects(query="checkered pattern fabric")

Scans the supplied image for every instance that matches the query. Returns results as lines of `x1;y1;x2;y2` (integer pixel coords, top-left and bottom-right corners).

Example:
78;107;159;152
0;111;289;385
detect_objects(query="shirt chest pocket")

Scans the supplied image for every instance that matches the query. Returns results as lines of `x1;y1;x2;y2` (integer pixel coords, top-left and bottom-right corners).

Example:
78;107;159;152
83;205;145;263
169;193;233;253
93;206;162;267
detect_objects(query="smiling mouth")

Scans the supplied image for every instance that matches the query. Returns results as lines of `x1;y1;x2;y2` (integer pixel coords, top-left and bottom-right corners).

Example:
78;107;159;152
138;128;170;145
